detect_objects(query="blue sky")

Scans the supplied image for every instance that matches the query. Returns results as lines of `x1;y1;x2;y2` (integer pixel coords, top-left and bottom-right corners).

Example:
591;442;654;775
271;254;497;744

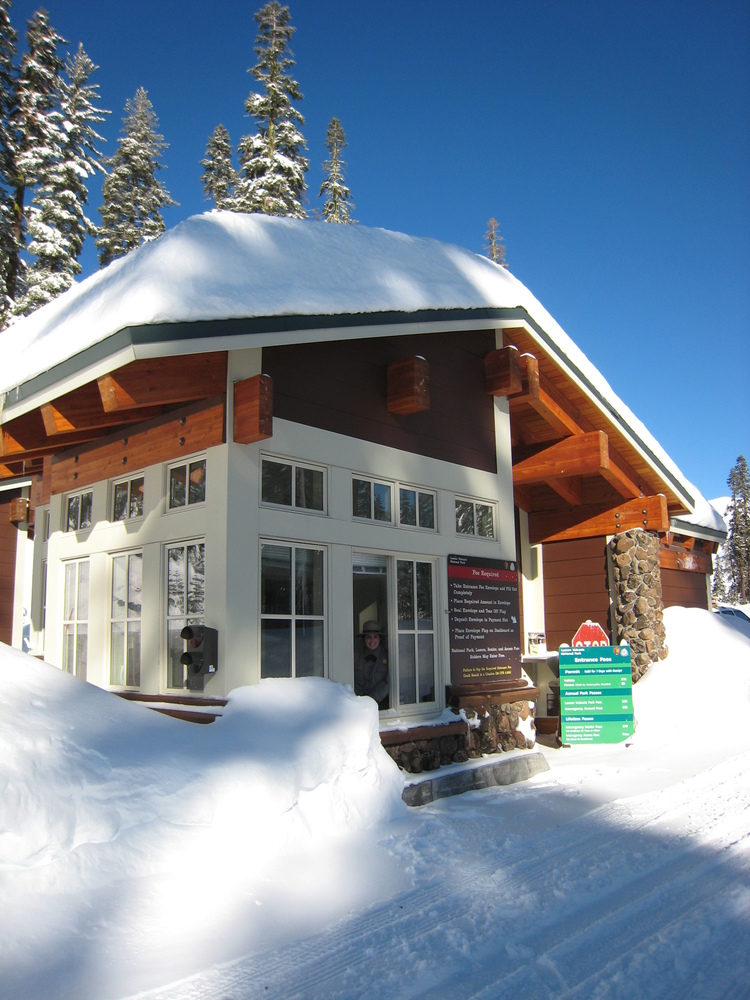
10;0;749;503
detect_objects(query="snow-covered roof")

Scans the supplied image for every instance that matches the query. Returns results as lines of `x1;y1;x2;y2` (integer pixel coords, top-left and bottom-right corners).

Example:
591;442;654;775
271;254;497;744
1;211;704;513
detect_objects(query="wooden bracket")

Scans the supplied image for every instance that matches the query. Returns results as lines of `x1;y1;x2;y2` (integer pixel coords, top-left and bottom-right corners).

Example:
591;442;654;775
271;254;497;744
387;356;430;414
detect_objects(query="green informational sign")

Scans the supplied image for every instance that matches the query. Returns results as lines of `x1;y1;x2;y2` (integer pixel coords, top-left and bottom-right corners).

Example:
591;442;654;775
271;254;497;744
559;645;634;744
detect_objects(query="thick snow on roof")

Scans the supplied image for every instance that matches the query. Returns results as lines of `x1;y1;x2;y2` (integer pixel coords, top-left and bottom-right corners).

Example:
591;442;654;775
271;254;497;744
1;211;702;510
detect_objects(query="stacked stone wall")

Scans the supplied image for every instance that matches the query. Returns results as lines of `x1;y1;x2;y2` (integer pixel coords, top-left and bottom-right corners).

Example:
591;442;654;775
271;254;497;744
609;528;668;681
385;699;536;774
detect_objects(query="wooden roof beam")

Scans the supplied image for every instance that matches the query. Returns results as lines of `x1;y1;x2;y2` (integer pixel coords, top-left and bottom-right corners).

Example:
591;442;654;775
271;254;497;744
513;430;609;486
41;382;162;436
528;494;670;545
97;352;227;413
509;356;587;441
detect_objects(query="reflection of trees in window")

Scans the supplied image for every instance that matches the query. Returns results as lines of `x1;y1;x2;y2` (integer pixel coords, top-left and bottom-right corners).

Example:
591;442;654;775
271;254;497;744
396;558;435;706
67;491;93;531
111;552;142;686
166;541;205;688
400;487;435;529
352;478;371;519
113;477;144;521
261;458;324;511
169;459;206;509
63;560;89;678
455;498;495;538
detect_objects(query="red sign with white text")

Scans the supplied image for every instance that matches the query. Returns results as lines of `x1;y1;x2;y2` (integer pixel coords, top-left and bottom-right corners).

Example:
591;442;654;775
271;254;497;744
571;620;610;647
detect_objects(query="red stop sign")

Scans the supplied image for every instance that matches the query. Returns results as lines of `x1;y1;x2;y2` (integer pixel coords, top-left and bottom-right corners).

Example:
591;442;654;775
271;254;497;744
572;620;609;647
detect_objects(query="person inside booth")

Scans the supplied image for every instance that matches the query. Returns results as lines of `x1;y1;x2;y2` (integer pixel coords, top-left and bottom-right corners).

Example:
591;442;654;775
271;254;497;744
354;620;389;710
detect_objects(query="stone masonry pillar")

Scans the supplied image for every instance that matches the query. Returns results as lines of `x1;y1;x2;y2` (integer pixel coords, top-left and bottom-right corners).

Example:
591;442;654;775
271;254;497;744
609;529;668;681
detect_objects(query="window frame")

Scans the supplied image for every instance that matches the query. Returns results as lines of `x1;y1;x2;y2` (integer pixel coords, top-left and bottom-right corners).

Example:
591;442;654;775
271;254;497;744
454;495;498;539
109;550;143;688
259;539;328;680
165;456;207;512
111;474;145;522
352;475;437;531
65;489;94;533
165;538;206;690
260;454;327;515
62;558;90;679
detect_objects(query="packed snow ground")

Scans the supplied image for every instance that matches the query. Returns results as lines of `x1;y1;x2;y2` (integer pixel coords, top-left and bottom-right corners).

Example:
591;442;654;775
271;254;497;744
1;606;749;1000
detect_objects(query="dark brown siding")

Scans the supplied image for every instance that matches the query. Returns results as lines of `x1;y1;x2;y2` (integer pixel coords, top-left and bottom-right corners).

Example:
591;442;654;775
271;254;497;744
661;567;710;610
262;330;498;472
542;537;611;650
0;490;22;645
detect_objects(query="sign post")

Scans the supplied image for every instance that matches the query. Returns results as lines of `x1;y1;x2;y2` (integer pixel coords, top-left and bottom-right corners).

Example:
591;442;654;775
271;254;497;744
559;644;634;744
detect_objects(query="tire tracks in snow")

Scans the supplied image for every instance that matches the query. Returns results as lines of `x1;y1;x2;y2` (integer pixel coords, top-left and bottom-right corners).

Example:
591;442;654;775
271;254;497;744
124;751;750;1000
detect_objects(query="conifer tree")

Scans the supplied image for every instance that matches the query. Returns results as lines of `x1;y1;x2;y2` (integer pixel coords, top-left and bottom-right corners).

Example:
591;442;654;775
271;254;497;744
6;9;66;305
97;88;177;266
319;117;355;224
236;1;308;217
726;455;750;604
17;44;108;315
201;124;237;210
0;0;17;326
484;217;507;268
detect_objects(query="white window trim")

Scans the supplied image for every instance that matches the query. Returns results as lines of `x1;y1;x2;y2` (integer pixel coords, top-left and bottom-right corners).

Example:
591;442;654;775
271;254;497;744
165;455;207;514
454;494;498;539
259;538;329;680
164;537;207;690
352;474;437;531
260;453;328;515
111;472;145;523
109;549;143;689
65;488;94;533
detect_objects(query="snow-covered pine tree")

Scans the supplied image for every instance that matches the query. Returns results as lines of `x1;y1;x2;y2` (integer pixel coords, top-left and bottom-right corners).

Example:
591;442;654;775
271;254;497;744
236;1;308;217
484;217;507;268
0;0;17;326
201;124;237;210
726;456;750;604
5;9;66;308
97;88;177;267
17;44;108;316
319;117;355;224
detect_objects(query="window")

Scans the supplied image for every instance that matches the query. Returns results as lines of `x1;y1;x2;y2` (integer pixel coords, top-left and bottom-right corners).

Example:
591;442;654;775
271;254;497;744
261;456;325;512
353;477;436;530
63;559;89;679
260;542;326;679
167;458;206;510
166;541;205;689
110;552;142;687
66;490;93;532
455;496;496;538
398;486;436;530
112;476;144;521
353;477;392;523
396;559;436;706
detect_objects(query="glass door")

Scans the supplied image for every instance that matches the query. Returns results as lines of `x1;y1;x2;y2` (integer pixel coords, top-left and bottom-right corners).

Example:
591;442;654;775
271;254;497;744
353;553;438;713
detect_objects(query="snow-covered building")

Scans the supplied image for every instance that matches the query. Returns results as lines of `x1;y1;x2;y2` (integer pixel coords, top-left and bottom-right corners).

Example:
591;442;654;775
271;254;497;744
0;213;725;751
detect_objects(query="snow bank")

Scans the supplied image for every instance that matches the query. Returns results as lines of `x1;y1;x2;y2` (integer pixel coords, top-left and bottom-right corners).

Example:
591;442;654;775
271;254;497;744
0;649;404;880
631;606;750;750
